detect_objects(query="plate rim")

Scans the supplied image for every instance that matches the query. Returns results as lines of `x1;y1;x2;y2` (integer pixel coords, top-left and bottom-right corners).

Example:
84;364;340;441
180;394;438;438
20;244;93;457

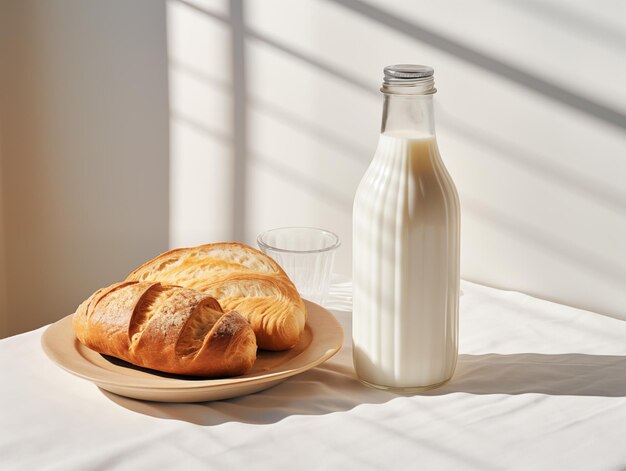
41;299;344;392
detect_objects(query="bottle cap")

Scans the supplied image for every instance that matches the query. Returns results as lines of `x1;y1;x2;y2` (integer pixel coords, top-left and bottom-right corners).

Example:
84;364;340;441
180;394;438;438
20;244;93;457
384;64;434;82
381;64;436;95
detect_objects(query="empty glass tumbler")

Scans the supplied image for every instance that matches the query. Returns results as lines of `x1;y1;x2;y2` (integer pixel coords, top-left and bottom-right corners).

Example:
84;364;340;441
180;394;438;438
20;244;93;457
257;227;340;305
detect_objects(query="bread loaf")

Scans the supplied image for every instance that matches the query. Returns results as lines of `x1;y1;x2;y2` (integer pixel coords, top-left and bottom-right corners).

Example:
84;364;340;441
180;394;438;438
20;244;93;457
73;281;257;377
126;242;306;351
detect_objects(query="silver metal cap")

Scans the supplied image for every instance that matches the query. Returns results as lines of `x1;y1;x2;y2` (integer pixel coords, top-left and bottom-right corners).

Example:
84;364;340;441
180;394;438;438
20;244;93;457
381;64;436;95
383;64;434;83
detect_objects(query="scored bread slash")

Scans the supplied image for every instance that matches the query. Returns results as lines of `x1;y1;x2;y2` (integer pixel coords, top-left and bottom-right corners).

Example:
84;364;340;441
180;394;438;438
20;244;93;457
125;242;307;351
73;281;257;377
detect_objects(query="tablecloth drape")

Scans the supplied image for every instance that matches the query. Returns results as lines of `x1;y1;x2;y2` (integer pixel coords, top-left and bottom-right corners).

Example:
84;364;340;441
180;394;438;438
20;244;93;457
2;280;625;470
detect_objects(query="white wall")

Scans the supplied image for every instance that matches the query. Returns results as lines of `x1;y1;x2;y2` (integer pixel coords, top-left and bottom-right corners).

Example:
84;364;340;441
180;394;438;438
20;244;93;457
1;0;623;337
168;0;236;246
170;0;626;319
0;0;170;337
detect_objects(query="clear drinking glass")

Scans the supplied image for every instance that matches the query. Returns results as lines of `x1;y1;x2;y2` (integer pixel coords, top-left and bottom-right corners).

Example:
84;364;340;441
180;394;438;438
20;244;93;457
257;227;340;305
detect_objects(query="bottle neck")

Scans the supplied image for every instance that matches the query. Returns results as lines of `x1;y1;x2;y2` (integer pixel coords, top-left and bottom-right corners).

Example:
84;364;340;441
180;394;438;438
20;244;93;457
381;94;436;137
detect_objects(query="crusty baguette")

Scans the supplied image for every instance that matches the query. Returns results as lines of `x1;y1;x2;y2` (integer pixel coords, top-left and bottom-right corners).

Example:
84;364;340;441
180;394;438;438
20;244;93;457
126;242;306;351
73;281;257;377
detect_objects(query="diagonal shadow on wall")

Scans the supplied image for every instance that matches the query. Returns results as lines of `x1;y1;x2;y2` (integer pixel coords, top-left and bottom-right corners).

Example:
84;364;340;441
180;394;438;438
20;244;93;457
173;2;626;218
328;0;626;131
503;0;626;52
171;0;626;315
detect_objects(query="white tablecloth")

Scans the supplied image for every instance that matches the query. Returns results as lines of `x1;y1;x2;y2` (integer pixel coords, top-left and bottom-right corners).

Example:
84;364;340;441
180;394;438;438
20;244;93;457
2;281;626;470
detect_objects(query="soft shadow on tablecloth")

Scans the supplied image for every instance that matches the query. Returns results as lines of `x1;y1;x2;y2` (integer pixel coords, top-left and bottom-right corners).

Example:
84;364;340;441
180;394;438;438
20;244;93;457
99;361;397;426
425;353;626;397
100;352;626;425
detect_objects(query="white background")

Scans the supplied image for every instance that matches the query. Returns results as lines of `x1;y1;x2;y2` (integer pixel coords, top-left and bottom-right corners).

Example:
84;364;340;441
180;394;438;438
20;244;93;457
1;0;625;337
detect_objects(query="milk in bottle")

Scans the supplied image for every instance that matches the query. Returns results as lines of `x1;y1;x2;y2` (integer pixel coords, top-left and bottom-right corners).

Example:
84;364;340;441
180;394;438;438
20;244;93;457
352;65;460;391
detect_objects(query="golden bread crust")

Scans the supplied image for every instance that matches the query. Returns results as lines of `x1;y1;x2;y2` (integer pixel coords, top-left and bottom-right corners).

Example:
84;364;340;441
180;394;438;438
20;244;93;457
73;281;257;377
126;242;306;350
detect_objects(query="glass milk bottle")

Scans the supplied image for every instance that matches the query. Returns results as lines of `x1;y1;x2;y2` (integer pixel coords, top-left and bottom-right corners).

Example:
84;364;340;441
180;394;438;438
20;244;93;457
353;65;460;391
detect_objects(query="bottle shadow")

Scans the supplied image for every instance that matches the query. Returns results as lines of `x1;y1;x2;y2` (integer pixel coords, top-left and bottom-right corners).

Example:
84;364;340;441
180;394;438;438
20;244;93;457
424;353;626;397
100;352;626;426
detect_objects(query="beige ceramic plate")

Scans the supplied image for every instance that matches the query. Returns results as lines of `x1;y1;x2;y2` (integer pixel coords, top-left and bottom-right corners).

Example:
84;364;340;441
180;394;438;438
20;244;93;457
41;300;343;402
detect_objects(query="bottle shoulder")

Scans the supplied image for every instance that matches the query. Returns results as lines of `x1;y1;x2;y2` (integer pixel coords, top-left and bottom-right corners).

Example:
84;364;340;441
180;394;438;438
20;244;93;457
354;134;459;210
